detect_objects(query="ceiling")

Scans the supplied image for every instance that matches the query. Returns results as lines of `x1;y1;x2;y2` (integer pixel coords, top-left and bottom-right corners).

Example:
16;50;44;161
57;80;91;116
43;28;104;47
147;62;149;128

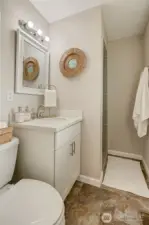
102;0;149;41
30;0;149;41
30;0;103;23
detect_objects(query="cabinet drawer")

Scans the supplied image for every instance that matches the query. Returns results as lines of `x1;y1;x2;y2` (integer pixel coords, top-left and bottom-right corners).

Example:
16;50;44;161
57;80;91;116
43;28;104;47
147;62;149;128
55;123;81;150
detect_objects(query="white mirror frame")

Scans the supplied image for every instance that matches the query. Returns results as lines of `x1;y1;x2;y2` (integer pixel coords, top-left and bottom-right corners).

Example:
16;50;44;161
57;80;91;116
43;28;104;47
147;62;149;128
15;28;49;95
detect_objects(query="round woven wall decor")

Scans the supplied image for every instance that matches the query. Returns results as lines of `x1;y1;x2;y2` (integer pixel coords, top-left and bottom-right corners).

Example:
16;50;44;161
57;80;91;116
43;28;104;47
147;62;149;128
59;48;86;77
23;57;40;81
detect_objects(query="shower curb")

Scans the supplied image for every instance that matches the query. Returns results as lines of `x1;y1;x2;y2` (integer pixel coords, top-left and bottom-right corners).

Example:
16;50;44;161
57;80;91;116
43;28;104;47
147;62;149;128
108;149;143;161
142;159;149;178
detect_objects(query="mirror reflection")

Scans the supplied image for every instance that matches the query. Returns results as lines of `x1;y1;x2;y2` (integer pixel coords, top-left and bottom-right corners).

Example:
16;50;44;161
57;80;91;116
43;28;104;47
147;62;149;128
68;59;78;69
15;29;49;95
23;41;46;89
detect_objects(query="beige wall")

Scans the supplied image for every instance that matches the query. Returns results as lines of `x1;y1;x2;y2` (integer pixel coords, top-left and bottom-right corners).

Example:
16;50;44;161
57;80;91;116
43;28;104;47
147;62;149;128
50;7;104;179
144;21;149;66
143;21;149;168
0;0;49;121
108;36;144;155
0;4;1;120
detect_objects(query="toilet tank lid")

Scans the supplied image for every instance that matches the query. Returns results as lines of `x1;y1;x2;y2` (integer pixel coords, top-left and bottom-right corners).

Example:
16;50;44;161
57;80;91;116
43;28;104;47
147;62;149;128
0;137;19;152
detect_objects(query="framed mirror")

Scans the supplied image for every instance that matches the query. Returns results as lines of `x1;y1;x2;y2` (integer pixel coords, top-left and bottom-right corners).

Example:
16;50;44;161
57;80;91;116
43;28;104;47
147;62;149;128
15;28;49;95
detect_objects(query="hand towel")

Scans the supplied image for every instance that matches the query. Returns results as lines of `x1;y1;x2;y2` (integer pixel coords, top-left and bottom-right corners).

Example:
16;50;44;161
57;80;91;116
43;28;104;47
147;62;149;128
133;67;149;137
44;89;57;108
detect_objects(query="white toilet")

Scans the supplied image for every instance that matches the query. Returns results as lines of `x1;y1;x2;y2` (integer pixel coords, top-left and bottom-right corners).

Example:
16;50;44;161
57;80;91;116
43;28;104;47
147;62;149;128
0;137;65;225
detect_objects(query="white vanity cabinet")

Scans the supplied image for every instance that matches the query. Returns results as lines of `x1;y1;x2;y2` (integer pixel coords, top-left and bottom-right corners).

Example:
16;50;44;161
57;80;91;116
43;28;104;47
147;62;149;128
14;118;81;200
55;123;81;199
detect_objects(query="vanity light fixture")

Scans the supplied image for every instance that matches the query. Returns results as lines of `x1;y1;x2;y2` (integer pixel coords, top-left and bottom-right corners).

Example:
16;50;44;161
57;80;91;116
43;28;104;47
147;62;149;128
18;20;50;44
45;36;50;42
19;20;34;31
37;29;43;36
27;21;34;29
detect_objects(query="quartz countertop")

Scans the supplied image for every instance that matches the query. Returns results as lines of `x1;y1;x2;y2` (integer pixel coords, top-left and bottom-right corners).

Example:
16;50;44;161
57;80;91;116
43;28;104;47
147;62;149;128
12;116;82;132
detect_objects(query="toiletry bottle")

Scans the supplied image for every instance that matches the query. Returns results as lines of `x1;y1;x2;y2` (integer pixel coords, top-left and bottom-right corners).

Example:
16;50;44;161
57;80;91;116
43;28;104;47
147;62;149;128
31;108;37;120
15;107;24;123
24;106;31;121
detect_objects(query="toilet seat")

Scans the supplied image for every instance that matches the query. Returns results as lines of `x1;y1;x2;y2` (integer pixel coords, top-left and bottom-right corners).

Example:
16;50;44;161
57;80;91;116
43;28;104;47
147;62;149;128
0;179;65;225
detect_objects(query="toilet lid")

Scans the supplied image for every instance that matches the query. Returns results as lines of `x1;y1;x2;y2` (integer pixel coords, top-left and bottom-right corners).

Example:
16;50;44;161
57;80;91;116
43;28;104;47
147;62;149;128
0;179;64;225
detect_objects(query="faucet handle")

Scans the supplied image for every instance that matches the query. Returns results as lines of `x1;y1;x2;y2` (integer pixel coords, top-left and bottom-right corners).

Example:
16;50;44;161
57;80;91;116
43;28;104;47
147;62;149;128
39;112;44;118
37;105;45;119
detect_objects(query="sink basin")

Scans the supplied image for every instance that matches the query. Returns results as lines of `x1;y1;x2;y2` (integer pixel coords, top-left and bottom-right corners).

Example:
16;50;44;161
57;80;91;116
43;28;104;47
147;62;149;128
27;117;68;126
42;117;68;122
22;117;71;129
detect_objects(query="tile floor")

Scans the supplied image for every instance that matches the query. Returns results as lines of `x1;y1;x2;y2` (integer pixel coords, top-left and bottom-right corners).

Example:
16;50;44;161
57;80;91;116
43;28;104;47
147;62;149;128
65;182;149;225
103;156;149;198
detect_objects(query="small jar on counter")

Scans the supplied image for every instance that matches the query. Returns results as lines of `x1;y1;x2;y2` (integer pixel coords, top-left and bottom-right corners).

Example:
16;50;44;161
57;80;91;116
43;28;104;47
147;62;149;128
15;107;25;123
24;106;31;122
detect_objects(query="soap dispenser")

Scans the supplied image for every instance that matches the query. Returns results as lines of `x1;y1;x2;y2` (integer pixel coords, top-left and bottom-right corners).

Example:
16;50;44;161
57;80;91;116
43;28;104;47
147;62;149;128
24;106;31;121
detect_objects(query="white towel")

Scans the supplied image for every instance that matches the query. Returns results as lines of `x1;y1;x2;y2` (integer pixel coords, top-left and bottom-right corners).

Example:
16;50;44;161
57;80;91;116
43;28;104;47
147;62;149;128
133;67;149;137
44;89;57;107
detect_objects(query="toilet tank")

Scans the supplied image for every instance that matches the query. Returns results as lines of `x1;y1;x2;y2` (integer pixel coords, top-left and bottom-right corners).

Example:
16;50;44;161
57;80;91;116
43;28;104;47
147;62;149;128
0;138;19;188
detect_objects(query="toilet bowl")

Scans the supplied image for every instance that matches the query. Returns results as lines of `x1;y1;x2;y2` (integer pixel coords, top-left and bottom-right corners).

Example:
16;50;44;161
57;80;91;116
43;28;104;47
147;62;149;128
0;138;65;225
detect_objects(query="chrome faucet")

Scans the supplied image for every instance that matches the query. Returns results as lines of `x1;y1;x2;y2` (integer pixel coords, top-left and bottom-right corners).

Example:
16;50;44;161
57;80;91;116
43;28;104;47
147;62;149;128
37;105;45;119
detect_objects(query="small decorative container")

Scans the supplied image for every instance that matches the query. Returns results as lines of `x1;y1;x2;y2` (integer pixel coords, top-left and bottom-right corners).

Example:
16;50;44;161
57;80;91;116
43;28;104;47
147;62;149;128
24;106;31;121
0;127;13;144
15;107;25;123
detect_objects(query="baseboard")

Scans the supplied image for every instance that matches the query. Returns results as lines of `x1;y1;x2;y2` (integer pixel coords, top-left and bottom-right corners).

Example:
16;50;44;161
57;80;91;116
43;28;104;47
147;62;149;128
142;158;149;178
108;149;143;161
78;172;103;188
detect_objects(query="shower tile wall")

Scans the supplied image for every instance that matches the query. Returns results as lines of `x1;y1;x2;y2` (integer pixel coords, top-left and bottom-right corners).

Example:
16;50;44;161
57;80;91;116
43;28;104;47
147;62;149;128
108;36;144;155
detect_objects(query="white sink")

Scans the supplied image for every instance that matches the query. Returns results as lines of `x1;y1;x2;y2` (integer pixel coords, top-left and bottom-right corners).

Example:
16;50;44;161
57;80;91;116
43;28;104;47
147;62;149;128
25;117;68;127
42;117;68;122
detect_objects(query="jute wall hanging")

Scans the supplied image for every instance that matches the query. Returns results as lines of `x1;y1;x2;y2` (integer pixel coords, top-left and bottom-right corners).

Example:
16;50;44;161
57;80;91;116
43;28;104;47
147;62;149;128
59;48;86;77
23;57;40;81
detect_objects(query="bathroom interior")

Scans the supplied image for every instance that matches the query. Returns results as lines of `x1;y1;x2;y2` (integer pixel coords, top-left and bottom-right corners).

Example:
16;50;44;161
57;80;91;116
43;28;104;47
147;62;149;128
1;0;149;224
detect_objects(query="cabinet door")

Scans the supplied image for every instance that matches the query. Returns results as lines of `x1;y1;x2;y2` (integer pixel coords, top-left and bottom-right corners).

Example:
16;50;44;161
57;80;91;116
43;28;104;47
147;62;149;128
55;143;70;199
55;143;75;200
55;134;81;200
70;134;81;185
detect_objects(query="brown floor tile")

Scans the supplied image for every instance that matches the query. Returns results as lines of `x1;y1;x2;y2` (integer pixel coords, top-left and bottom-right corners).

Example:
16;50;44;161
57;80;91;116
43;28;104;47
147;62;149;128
65;182;149;225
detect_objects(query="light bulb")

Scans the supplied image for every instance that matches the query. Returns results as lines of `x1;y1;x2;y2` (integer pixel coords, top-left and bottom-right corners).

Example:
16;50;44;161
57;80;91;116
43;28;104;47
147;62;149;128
37;29;42;36
27;21;34;29
45;36;50;42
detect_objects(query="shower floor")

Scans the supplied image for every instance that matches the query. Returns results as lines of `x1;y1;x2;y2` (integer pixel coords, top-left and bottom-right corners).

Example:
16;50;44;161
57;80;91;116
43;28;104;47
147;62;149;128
103;156;149;198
